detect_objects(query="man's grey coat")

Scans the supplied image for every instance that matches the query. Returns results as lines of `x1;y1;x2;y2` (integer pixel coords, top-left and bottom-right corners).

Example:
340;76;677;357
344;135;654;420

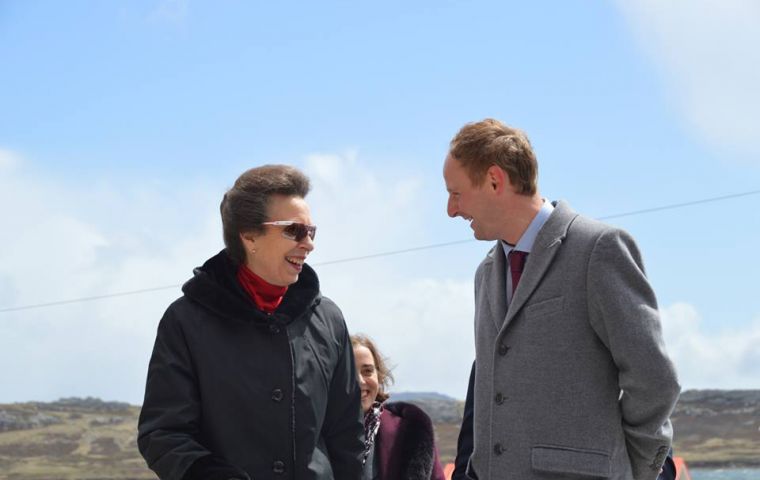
468;201;679;480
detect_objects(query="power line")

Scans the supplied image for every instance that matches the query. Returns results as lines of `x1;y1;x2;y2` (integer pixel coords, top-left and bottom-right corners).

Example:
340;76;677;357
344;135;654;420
315;239;474;266
2;188;759;313
596;189;760;220
0;285;181;313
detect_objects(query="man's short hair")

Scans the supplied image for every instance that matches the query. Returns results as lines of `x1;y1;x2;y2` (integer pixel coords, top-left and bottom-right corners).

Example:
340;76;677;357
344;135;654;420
449;118;538;195
220;164;311;264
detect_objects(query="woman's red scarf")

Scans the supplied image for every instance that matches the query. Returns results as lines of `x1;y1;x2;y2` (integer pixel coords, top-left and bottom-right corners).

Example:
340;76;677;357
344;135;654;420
236;265;288;314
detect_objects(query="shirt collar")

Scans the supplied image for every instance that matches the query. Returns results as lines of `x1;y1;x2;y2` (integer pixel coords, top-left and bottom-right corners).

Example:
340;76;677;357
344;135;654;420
501;199;554;257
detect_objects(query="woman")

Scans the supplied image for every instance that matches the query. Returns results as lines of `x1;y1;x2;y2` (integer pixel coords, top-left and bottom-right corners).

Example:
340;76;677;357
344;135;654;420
352;334;446;480
138;165;363;480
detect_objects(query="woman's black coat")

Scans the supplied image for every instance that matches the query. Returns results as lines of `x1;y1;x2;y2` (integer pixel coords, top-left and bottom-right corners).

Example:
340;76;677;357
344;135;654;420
137;250;363;480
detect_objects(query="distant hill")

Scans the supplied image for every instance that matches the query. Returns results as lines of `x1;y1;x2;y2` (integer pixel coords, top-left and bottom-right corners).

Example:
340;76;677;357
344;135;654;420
391;391;457;402
0;390;758;478
388;389;760;467
669;389;760;468
0;397;151;479
390;391;463;424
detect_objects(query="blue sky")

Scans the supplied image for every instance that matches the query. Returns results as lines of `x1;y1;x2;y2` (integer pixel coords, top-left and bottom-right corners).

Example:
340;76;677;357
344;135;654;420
1;0;759;403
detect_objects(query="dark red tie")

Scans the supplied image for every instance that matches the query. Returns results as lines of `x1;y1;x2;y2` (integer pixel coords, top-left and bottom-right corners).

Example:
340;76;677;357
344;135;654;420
508;250;528;296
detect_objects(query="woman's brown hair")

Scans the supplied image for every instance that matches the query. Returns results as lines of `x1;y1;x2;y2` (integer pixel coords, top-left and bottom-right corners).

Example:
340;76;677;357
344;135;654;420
351;334;394;403
220;164;310;264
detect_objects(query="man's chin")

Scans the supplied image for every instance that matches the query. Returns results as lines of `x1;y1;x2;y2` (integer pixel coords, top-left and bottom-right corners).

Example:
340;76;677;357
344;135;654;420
473;230;494;241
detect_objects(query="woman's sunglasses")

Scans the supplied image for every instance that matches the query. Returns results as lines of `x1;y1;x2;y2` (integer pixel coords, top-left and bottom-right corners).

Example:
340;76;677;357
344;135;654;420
262;221;317;242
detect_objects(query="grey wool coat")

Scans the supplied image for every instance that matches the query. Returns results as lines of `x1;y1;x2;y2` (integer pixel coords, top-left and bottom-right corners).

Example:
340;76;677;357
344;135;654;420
468;201;680;480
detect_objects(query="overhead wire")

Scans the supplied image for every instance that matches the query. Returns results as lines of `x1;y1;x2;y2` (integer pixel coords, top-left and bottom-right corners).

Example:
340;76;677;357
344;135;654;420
2;188;759;313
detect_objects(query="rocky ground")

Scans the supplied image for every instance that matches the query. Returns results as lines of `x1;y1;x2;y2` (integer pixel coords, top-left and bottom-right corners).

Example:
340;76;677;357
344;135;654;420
668;390;760;468
0;390;757;478
418;389;760;468
0;398;152;480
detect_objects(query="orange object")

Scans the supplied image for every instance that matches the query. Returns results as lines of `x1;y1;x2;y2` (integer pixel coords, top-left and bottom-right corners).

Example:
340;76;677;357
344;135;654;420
443;463;455;480
674;456;692;480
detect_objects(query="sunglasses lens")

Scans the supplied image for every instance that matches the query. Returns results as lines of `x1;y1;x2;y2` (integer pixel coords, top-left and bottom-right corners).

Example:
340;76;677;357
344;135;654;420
283;224;302;241
283;223;315;241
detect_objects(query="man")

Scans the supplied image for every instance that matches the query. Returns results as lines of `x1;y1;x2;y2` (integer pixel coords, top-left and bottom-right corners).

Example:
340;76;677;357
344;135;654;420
452;362;475;480
452;362;678;480
443;119;680;479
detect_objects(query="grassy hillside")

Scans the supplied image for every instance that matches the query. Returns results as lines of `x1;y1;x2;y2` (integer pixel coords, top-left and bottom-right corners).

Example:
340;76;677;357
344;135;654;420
1;390;758;478
668;390;760;468
420;390;760;468
0;398;153;480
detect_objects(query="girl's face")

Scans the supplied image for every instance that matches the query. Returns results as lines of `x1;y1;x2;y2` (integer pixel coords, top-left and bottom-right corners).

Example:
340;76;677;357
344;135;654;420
353;345;379;413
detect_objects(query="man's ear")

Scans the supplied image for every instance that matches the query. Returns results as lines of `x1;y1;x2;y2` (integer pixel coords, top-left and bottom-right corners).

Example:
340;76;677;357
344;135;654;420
486;165;509;194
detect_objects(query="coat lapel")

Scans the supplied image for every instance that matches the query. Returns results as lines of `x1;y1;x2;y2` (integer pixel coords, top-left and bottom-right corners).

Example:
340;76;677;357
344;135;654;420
482;246;508;332
501;201;577;331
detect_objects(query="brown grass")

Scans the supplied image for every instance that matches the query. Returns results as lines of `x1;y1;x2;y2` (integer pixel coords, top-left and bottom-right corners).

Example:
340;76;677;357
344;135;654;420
0;404;156;480
2;397;759;477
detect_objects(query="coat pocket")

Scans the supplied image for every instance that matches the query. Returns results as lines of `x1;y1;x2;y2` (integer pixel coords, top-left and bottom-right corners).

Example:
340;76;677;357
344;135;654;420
531;444;610;478
524;295;563;318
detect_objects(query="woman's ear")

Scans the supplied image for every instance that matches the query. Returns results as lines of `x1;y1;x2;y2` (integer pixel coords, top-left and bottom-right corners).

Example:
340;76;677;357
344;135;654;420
240;232;257;253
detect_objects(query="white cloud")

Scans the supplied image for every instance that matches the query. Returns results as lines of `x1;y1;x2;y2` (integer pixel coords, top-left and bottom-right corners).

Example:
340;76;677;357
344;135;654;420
660;302;760;388
303;151;429;263
305;152;475;398
0;149;223;403
617;0;760;157
324;273;475;399
3;148;757;404
0;149;478;403
0;148;20;171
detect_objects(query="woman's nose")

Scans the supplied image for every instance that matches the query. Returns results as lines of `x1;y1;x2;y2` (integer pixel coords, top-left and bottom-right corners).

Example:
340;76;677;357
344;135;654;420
299;234;315;252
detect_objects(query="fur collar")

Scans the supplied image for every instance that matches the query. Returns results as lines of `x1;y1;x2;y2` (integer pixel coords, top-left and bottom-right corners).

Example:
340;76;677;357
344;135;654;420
182;249;321;328
377;401;438;480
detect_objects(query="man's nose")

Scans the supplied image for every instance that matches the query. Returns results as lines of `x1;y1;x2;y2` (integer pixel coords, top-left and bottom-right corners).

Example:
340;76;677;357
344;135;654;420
447;196;458;218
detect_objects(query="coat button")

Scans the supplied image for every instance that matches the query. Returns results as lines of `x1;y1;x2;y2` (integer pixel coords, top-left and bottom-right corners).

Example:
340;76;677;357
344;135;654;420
273;460;285;474
269;325;280;334
271;388;284;402
494;392;505;405
493;443;504;455
498;343;509;356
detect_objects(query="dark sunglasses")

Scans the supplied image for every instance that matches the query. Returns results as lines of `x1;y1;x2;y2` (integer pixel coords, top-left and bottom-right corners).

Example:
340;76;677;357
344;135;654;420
262;221;317;242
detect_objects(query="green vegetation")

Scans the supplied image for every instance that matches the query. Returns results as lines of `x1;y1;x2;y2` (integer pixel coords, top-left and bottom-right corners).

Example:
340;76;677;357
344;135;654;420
1;390;758;478
0;400;154;479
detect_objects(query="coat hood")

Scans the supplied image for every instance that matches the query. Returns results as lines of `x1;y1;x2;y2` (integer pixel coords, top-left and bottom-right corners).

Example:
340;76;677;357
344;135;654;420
181;249;322;328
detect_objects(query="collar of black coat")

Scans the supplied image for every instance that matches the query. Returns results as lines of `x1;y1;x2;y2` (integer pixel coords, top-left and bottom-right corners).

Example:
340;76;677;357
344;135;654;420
181;249;322;327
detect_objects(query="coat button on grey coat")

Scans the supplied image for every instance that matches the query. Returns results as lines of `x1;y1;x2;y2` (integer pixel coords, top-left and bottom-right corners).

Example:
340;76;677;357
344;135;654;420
273;460;285;474
493;443;504;455
271;388;283;402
